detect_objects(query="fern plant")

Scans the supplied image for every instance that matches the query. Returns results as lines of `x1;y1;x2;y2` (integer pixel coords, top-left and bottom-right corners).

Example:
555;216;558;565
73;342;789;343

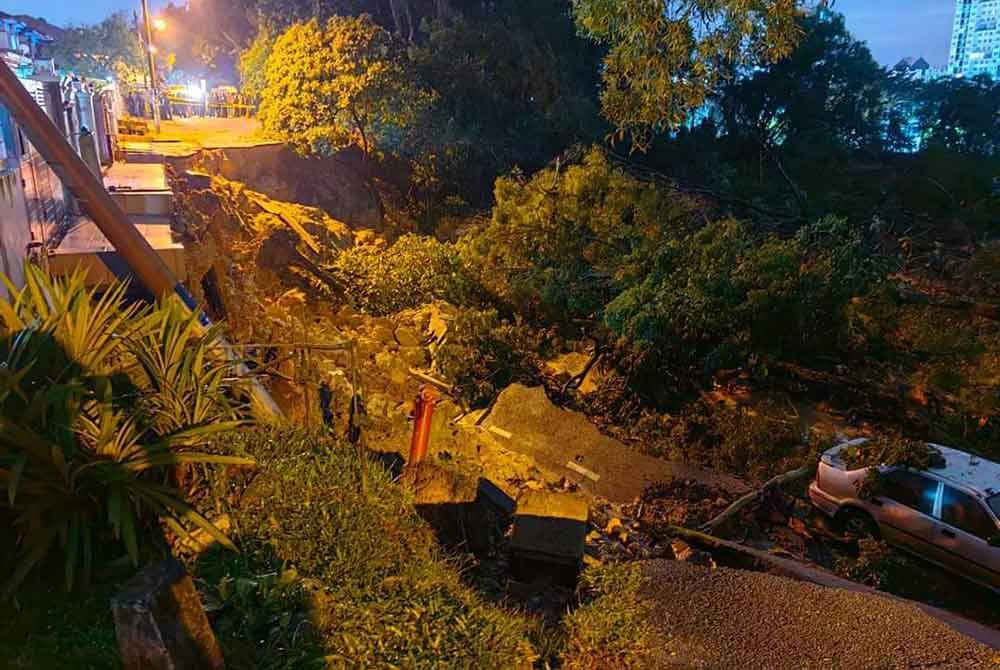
0;267;253;598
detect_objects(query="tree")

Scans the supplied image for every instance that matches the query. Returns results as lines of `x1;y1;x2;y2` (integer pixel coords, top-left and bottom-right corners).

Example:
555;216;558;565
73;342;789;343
572;0;802;150
258;15;431;161
712;11;887;215
48;12;144;87
720;13;887;154
238;26;275;106
463;149;702;326
404;0;604;209
915;75;1000;156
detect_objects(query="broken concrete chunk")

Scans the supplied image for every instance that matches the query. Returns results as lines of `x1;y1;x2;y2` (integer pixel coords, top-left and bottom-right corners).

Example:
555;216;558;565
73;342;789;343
111;558;224;670
394;326;422;347
400;461;479;505
510;490;589;566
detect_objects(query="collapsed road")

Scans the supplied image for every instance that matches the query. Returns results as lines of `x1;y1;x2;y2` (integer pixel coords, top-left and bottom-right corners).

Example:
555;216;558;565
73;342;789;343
482;384;750;503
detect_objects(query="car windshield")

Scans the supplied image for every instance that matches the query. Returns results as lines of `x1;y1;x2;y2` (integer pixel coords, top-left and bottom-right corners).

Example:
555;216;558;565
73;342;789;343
989;494;1000;520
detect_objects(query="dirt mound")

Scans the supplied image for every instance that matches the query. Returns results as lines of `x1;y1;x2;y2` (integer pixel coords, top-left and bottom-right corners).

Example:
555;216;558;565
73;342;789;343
172;144;384;231
174;172;354;311
638;479;733;528
638;560;999;669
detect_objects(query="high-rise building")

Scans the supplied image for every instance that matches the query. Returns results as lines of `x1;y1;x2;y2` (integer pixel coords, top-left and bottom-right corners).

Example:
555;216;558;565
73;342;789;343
949;0;1000;78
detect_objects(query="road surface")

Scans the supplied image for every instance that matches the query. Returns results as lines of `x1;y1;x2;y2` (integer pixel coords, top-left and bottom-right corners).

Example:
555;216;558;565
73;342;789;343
639;560;999;669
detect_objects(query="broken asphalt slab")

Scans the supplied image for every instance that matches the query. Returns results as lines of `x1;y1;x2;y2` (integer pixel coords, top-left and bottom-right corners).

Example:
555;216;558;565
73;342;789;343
482;384;749;503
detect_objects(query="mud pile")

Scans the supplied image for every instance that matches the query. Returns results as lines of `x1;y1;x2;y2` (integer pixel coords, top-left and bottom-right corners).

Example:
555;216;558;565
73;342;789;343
169;144;387;232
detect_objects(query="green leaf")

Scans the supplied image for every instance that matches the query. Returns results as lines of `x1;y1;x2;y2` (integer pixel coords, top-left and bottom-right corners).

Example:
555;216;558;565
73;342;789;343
7;455;25;505
142;486;237;552
2;525;59;600
120;497;139;566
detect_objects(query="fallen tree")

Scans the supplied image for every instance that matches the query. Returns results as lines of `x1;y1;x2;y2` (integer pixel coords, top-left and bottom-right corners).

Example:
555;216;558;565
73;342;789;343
699;461;817;535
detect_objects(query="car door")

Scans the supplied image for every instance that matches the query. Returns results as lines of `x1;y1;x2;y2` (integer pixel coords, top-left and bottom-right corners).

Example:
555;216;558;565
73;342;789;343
933;485;1000;590
872;469;941;555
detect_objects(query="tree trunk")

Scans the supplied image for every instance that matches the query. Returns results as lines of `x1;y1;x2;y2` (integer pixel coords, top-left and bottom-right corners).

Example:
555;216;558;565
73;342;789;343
699;462;817;535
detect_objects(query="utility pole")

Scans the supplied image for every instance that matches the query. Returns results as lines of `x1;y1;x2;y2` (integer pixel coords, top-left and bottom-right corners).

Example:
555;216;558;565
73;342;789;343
141;0;161;134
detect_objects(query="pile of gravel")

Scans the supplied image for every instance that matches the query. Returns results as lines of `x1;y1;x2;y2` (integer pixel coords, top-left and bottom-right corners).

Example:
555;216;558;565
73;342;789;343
639;560;998;670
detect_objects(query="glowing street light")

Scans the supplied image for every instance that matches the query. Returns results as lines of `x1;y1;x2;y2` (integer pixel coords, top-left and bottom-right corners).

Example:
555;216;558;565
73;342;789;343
152;17;167;32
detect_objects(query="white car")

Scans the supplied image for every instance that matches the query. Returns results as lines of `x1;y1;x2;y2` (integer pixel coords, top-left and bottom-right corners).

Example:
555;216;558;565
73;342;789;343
809;439;1000;592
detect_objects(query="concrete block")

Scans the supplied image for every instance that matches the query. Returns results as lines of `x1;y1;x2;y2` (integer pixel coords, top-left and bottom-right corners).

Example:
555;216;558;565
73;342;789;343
509;490;589;565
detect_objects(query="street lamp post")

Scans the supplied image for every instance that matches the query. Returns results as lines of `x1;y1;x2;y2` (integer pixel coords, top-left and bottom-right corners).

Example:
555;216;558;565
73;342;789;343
140;0;161;134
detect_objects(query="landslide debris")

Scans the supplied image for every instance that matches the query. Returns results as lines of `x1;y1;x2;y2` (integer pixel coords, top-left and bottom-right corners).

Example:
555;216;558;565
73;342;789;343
174;171;354;313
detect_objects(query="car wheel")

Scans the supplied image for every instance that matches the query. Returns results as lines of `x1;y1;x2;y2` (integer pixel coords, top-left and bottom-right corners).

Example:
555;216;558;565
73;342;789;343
838;508;879;540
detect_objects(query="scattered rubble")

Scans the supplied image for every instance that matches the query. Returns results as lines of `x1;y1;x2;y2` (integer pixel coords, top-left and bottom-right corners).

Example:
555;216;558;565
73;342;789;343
544;351;602;395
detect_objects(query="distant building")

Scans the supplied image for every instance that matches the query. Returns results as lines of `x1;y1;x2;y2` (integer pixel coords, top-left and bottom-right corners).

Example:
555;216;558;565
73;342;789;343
949;0;1000;78
892;56;948;82
0;15;55;78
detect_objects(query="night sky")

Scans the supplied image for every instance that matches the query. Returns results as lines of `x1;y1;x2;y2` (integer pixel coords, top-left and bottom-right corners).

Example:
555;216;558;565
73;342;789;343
3;0;958;68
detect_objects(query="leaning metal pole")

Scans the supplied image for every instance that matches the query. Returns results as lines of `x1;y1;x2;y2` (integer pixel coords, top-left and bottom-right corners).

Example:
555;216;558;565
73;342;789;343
0;64;283;420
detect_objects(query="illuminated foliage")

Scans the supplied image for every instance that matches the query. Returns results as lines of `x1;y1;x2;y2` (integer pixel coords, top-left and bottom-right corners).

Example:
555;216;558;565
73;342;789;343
331;234;476;315
258;15;432;160
237;26;274;106
572;0;802;150
464;149;885;386
0;269;248;598
464;149;700;325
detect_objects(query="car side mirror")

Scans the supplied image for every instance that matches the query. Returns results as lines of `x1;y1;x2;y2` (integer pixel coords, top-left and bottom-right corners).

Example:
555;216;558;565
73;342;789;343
989;535;1000;548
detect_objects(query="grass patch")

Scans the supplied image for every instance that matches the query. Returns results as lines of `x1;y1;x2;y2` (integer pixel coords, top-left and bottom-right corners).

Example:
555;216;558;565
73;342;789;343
560;563;655;670
0;577;120;670
195;427;537;670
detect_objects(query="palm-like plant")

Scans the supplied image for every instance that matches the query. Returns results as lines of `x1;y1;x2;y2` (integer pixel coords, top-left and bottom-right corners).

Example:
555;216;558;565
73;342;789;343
127;300;243;434
0;267;253;598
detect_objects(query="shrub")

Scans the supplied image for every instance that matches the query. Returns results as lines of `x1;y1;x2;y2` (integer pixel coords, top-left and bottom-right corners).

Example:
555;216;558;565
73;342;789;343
258;16;431;160
433;307;551;407
605;216;885;380
0;268;249;598
466;150;886;398
462;148;700;325
331;234;477;315
630;399;807;482
200;427;537;669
